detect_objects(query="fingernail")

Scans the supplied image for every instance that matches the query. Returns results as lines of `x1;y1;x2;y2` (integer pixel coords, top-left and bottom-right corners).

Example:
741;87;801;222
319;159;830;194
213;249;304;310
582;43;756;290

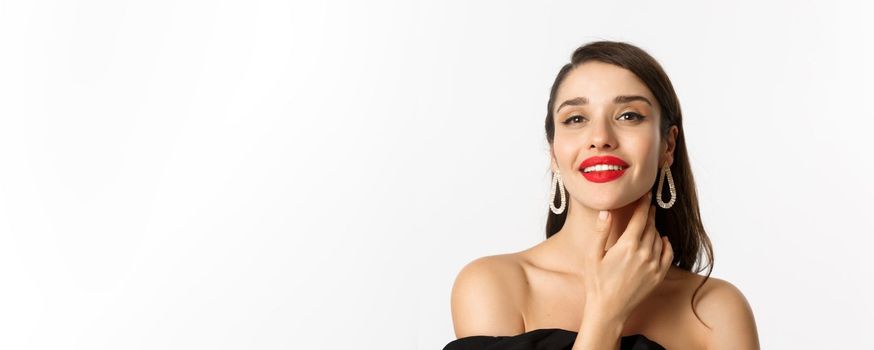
599;210;608;221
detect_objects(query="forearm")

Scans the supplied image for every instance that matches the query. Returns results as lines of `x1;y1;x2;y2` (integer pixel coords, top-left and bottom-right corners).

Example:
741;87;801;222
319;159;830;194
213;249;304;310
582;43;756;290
571;307;625;350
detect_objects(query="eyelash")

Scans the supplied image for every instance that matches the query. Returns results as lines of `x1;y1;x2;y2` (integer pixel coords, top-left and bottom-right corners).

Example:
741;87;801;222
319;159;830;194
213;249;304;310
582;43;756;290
562;112;645;125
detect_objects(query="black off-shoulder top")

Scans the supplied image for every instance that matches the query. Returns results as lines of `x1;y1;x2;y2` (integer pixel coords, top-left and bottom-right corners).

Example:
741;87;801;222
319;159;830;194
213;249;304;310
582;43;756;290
442;328;666;350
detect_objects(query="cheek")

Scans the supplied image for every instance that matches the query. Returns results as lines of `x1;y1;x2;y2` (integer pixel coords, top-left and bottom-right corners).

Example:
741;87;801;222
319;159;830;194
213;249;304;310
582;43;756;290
553;135;578;159
625;137;661;169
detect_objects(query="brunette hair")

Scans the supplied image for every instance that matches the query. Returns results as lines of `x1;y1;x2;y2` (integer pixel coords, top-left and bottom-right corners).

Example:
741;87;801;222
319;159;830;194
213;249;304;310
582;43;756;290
543;40;714;327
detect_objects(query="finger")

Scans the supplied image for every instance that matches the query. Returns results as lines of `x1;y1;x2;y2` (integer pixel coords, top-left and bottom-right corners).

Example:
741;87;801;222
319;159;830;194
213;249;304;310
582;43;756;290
640;205;657;254
658;236;674;273
619;192;652;245
651;219;663;258
604;228;619;252
590;210;612;260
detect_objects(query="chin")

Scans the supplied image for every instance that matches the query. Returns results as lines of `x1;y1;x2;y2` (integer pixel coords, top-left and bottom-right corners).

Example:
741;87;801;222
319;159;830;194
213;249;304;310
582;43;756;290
588;193;640;210
580;198;623;211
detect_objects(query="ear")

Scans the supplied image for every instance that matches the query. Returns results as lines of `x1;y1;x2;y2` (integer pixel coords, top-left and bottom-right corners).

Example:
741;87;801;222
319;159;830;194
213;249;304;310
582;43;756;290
550;150;559;173
662;126;679;166
549;146;558;173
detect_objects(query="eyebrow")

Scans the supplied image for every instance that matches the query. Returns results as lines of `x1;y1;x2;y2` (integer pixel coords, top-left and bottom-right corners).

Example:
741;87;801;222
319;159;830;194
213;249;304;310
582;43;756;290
555;95;652;114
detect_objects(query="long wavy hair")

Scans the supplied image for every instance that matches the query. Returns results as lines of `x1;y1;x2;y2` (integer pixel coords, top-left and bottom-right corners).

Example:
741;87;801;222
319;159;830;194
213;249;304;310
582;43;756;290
544;40;714;327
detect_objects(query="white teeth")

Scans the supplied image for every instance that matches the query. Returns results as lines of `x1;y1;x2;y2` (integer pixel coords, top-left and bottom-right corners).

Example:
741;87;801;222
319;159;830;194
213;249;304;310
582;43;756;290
583;164;625;173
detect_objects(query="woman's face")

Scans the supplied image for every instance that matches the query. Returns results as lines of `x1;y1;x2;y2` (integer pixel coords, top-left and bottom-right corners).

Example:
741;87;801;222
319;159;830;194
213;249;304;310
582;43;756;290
551;61;677;210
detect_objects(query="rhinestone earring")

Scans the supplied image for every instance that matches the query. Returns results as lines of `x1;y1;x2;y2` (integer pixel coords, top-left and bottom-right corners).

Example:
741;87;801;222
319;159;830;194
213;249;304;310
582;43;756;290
549;170;567;214
656;159;676;209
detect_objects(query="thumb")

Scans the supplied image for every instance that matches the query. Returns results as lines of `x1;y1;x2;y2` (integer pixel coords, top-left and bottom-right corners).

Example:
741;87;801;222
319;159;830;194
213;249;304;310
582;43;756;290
591;210;612;258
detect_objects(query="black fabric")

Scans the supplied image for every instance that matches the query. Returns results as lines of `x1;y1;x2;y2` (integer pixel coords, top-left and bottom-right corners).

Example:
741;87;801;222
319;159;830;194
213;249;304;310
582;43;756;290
442;328;666;350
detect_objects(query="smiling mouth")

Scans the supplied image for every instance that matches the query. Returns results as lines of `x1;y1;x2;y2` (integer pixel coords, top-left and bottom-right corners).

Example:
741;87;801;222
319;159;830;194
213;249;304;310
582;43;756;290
580;164;629;173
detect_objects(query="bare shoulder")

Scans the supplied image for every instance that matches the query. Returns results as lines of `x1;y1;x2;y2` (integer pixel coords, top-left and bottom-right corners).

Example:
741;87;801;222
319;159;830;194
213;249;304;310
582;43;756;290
692;275;761;350
450;254;527;338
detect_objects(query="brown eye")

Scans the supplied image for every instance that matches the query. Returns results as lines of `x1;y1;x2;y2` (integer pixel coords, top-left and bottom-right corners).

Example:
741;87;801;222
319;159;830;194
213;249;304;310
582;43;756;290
562;115;585;125
618;112;645;121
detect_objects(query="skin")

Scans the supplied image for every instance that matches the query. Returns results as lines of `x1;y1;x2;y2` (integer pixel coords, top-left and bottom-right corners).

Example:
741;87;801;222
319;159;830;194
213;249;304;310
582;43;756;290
547;60;679;349
450;61;760;350
546;60;677;282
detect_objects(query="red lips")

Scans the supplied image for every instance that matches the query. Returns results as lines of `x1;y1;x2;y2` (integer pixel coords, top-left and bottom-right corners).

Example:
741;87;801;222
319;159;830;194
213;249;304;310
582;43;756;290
579;155;629;170
579;155;629;183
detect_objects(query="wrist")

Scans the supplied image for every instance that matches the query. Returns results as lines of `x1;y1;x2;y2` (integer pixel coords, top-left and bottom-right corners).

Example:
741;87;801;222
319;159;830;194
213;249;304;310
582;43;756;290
582;295;628;326
571;297;628;350
580;306;625;335
574;309;624;350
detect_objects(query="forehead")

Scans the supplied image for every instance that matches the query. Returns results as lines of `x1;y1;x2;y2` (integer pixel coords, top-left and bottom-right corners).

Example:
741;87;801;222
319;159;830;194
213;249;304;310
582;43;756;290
556;61;654;105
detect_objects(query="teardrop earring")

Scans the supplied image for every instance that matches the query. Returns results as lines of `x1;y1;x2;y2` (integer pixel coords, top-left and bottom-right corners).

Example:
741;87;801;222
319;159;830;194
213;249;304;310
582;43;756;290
549;170;567;214
656;159;676;209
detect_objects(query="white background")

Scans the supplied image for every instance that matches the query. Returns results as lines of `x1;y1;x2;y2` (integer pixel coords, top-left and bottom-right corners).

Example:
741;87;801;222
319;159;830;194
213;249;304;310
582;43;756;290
1;1;872;349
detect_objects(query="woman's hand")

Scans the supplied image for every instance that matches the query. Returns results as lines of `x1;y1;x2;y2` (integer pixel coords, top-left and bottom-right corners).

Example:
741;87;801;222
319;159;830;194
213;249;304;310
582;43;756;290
581;192;673;324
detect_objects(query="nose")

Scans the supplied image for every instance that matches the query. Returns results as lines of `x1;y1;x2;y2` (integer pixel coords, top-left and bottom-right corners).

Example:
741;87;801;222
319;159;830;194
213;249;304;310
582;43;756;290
589;117;617;151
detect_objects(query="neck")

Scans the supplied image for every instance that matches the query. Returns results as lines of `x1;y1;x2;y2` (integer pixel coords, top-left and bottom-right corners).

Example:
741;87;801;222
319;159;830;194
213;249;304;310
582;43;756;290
545;197;642;278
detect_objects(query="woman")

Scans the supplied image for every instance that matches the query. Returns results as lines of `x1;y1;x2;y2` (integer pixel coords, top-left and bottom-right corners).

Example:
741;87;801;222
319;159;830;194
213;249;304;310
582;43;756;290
443;41;760;350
